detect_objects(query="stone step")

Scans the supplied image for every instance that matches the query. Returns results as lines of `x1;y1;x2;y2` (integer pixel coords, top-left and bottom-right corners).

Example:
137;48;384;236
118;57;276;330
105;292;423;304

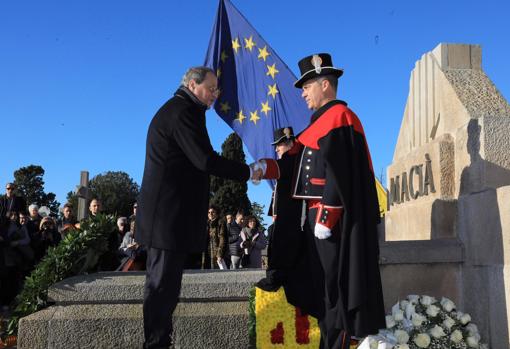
18;269;265;349
48;269;264;304
18;302;250;349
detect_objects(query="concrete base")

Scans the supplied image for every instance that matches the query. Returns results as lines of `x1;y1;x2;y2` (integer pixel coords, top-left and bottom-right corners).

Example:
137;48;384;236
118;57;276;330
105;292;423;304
18;302;249;349
18;270;265;349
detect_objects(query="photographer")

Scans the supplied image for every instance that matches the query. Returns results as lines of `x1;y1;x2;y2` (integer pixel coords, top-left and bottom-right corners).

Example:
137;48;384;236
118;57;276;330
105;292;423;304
239;216;266;268
31;216;61;263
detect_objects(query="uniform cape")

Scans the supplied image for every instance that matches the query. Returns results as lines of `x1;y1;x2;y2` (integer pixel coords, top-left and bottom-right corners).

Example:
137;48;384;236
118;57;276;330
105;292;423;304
285;101;385;337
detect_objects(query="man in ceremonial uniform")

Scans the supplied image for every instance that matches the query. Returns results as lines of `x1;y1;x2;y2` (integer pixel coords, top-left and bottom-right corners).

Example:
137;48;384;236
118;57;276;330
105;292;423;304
256;53;385;349
256;127;304;292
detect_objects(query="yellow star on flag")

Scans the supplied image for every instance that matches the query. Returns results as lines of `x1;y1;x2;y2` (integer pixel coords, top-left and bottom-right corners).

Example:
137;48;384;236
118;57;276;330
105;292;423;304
250;110;260;125
216;68;222;78
220;101;231;114
232;38;241;54
266;63;279;79
267;84;279;99
260;100;272;116
244;36;256;51
257;46;270;61
221;50;229;63
236;110;246;124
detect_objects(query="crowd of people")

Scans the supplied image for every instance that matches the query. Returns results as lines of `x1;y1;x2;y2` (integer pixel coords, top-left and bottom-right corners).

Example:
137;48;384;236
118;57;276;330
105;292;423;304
203;206;266;270
0;186;135;311
0;181;266;313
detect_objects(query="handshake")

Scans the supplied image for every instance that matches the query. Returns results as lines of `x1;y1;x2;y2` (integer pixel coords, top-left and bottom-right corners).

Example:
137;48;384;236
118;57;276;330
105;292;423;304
249;160;267;185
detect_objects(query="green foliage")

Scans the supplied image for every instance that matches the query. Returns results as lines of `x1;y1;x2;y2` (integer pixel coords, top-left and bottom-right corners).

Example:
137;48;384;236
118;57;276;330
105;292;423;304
210;133;251;216
250;202;266;229
13;165;60;215
248;287;256;348
66;171;139;218
5;214;117;337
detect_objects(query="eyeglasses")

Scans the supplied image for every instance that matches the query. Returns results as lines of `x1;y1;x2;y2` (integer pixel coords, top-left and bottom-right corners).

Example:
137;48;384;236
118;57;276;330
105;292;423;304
206;86;220;95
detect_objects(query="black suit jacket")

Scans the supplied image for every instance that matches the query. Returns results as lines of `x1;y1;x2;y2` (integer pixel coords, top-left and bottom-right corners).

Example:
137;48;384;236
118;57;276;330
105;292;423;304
137;88;250;252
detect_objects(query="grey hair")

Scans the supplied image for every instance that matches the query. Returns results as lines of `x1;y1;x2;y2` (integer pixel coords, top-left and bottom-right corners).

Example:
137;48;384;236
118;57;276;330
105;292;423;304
117;217;128;225
181;66;215;87
29;204;39;212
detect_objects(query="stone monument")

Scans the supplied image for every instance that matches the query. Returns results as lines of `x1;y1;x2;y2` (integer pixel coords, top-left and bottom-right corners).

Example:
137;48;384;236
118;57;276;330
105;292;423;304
384;43;510;348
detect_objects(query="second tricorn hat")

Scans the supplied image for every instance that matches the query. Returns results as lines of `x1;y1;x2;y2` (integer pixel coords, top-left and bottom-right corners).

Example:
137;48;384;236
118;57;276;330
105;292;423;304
271;127;295;145
294;53;343;88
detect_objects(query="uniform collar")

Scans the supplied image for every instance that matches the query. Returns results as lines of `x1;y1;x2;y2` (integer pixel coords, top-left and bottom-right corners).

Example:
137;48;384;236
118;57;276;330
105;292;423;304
310;100;347;123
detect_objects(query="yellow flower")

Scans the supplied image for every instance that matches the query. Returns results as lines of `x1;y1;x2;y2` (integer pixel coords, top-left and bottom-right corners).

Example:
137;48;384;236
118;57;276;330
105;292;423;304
256;288;321;348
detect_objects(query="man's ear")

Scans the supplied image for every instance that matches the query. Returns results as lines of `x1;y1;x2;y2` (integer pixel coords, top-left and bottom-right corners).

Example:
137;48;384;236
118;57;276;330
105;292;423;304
188;79;197;91
320;78;329;91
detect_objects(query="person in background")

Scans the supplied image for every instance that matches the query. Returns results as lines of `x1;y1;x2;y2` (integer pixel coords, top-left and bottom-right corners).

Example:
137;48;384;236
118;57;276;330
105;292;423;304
239;216;266;268
58;203;78;237
118;220;146;271
27;203;42;240
257;126;302;292
0;183;26;233
117;217;129;241
88;198;101;219
223;213;233;269
227;212;244;269
129;202;137;225
31;216;60;264
205;206;226;269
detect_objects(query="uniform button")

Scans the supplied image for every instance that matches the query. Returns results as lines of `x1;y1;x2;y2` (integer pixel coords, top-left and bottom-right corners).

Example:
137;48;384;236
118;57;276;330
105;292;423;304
308;151;312;155
305;182;309;186
307;159;311;163
321;219;326;223
325;210;329;214
304;190;308;194
306;175;309;178
305;166;310;170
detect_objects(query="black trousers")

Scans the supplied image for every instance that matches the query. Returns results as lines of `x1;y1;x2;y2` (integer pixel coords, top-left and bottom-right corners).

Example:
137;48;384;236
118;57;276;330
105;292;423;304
306;208;349;349
143;247;187;349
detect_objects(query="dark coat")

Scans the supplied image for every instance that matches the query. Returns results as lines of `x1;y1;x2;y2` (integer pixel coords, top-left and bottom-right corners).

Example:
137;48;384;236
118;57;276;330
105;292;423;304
272;100;385;337
137;87;250;252
227;221;243;257
266;151;304;272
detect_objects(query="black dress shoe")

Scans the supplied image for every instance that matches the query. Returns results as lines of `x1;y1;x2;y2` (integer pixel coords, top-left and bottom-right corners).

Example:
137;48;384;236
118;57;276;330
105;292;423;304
255;277;282;292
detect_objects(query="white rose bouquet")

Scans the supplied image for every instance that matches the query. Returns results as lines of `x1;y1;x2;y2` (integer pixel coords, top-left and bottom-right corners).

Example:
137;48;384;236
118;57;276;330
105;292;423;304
360;295;488;349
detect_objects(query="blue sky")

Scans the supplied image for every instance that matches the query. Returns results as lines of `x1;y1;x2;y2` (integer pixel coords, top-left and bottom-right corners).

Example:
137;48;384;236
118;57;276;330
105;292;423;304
1;0;509;225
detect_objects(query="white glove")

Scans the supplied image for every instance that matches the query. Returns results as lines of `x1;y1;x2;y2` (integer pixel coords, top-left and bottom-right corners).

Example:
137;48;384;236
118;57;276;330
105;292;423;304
314;223;331;239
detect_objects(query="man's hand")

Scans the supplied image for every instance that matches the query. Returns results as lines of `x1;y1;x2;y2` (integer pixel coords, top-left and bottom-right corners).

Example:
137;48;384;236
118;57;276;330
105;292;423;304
314;223;332;239
249;160;267;184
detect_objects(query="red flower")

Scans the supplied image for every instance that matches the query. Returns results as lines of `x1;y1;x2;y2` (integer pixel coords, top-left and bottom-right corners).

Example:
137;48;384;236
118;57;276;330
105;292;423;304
270;322;285;344
295;308;310;344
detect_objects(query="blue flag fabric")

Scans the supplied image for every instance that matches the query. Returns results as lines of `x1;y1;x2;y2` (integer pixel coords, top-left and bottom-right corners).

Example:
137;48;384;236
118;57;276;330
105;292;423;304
204;0;309;163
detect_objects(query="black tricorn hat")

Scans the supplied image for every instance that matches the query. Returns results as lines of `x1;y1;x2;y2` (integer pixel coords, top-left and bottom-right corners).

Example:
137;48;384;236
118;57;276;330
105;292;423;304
294;53;343;88
271;127;295;145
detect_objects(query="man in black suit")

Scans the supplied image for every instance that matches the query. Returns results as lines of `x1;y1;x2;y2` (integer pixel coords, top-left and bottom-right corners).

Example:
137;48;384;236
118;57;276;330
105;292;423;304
137;66;258;349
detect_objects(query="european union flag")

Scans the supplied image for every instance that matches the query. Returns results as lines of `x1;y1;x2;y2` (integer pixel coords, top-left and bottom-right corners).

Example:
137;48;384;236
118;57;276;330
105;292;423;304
204;0;309;163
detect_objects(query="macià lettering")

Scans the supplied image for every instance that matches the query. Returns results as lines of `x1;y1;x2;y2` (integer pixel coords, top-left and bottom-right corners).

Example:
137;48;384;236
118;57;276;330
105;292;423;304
389;153;436;206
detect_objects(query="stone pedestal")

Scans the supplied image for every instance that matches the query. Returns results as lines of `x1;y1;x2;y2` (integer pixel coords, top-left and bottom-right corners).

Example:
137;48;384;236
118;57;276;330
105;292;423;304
17;270;265;349
385;43;510;349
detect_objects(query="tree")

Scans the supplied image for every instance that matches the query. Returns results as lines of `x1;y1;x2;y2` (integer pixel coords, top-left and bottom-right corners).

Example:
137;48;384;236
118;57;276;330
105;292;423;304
250;202;266;229
209;133;252;217
66;171;139;218
13;165;60;214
